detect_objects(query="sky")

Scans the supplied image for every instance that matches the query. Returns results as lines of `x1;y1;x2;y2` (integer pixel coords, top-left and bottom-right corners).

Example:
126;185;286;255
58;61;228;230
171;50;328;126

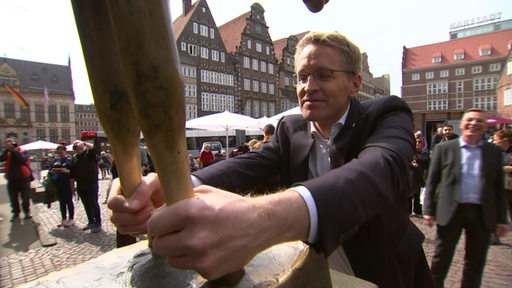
0;0;510;105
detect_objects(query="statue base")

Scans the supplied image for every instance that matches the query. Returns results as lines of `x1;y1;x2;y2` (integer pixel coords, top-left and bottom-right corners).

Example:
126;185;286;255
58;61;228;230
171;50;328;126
19;240;376;287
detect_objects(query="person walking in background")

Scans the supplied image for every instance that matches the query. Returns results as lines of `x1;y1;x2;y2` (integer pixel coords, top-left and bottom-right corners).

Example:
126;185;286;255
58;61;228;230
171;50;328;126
48;144;74;227
98;151;111;180
423;108;509;288
70;139;102;233
248;139;260;151
198;144;214;168
430;127;443;152
189;154;198;172
409;134;429;217
441;123;458;142
108;31;432;287
254;123;275;149
0;137;32;221
491;129;512;245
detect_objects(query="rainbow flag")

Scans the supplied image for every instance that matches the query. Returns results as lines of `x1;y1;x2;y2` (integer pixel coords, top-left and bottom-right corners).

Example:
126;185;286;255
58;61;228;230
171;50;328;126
3;83;29;109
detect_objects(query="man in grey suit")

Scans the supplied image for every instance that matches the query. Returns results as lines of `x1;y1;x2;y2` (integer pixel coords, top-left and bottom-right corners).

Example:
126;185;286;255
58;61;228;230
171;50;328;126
423;108;509;288
109;31;432;287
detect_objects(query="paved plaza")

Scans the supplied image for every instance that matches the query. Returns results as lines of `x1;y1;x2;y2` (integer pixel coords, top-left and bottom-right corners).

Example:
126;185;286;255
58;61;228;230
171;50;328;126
0;176;511;287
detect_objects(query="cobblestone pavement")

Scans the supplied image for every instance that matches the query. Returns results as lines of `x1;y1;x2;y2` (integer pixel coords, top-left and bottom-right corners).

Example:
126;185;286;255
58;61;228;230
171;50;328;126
0;179;511;287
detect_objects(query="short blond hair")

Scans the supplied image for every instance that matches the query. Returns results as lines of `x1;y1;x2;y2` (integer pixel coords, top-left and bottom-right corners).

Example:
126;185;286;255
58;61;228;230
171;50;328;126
294;31;362;75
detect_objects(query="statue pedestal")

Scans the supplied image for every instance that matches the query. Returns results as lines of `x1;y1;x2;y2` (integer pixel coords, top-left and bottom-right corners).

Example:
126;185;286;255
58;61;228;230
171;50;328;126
19;240;376;287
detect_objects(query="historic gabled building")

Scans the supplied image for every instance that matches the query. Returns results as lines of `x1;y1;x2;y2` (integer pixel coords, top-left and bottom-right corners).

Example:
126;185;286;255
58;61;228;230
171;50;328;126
218;3;279;118
273;32;307;112
0;57;76;144
402;18;512;141
497;50;512;119
75;104;101;138
173;0;236;119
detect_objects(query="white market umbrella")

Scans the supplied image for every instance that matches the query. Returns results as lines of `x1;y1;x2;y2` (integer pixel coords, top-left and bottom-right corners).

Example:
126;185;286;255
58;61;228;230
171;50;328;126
20;140;59;150
268;106;302;126
186;111;260;152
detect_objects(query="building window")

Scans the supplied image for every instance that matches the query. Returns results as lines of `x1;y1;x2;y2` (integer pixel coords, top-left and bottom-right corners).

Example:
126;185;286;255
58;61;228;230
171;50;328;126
201;92;210;111
266;46;270;55
243;56;250;68
473;76;498;91
244;78;250;91
61;128;70;144
260;61;266;73
184;84;196;97
454;53;464;60
20;107;30;122
432;56;442;63
181;66;196;78
489;63;501;72
35;104;45;122
505;89;512;106
456;99;463;110
268;63;274;75
261;82;267;93
185;104;197;120
253;80;259;92
425;72;434;79
455;68;465;76
253;100;260;117
211;50;219;61
261;101;268;117
193;23;198;34
440;70;449;78
4;103;15;118
181;42;186;51
252;59;259;71
201;70;209;82
256;43;262;52
211;93;218;111
209;28;215;39
471;66;482;74
456;81;464;93
427;81;448;94
216;94;224;111
188;44;198;56
200;25;208;37
221;52;225;63
60;105;69;122
411;73;420;81
48;105;57;122
36;128;46;140
200;47;208;59
473;96;496;111
247;40;252;49
479;48;491;56
269;102;275;116
49;128;58;143
284;76;290;87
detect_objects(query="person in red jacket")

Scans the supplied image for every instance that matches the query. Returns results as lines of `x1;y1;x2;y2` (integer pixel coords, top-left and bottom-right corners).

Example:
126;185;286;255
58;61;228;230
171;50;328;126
0;137;32;221
199;144;214;168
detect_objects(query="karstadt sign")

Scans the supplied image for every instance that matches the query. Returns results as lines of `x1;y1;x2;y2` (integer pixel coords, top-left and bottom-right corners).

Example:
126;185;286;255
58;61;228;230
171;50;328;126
450;12;502;30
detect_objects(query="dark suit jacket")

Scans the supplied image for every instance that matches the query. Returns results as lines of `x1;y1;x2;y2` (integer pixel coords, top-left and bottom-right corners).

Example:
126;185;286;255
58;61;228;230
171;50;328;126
194;96;430;287
423;139;508;229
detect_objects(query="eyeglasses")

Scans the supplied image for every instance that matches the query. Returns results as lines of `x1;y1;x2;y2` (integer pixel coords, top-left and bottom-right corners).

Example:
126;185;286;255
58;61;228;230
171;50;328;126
294;69;354;85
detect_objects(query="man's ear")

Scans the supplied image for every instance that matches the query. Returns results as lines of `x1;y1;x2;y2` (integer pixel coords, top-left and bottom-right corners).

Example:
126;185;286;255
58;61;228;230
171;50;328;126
351;74;362;96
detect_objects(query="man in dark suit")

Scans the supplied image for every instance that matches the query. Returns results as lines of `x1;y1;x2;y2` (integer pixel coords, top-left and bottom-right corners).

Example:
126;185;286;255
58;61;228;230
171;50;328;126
423;108;509;288
109;31;432;287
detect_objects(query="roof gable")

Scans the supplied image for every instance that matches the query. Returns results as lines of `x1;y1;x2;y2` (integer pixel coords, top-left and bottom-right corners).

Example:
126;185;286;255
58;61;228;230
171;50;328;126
0;57;73;93
218;12;250;53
